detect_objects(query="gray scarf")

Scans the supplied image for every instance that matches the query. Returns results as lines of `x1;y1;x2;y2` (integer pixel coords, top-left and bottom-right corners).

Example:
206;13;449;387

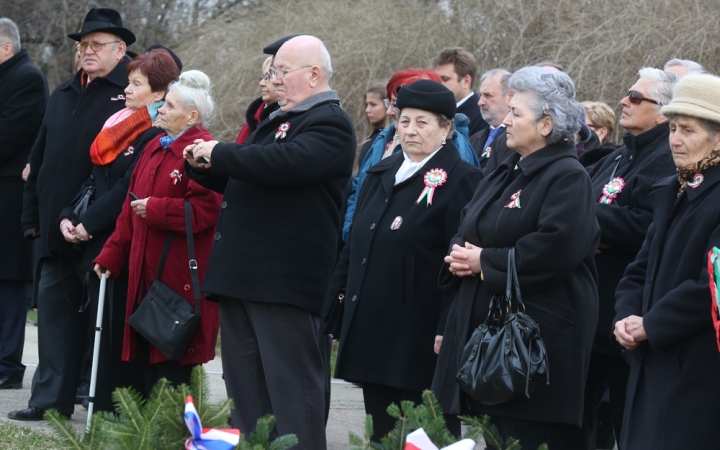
269;89;340;120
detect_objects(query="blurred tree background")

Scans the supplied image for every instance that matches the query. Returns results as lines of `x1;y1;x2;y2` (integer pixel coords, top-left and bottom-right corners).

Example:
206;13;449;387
3;0;720;143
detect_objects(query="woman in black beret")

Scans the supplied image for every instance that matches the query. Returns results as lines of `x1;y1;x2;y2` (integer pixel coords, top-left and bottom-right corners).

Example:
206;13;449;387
324;79;483;440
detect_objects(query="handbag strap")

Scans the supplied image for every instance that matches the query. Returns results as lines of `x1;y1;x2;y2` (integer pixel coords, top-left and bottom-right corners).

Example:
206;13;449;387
507;248;523;307
185;200;202;317
156;233;175;280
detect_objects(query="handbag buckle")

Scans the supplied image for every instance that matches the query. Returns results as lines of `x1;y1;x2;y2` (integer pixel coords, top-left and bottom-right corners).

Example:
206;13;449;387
189;259;198;270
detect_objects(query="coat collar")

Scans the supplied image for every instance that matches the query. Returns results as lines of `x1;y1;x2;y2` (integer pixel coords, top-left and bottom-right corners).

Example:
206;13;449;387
269;89;340;121
652;161;720;203
154;125;212;158
63;55;131;92
512;140;578;177
0;48;29;76
368;140;462;197
621;122;670;159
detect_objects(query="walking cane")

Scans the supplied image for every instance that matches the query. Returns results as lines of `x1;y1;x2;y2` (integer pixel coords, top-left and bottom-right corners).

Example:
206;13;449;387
86;271;106;433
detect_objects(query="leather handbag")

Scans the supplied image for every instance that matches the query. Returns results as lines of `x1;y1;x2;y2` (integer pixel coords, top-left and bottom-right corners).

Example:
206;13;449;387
456;248;549;405
323;291;345;338
69;184;96;226
128;201;202;361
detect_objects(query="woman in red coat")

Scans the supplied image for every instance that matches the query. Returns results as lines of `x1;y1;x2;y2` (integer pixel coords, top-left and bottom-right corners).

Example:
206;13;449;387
94;70;222;394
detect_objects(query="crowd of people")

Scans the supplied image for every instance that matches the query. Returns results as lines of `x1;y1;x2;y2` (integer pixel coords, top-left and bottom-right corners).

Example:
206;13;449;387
1;6;719;450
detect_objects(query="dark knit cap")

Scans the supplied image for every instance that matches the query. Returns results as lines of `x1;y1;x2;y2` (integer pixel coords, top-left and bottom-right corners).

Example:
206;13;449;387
263;34;305;55
144;44;183;71
395;80;456;119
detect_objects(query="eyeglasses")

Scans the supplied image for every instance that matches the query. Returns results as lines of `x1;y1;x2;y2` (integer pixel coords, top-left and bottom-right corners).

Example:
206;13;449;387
269;65;312;80
75;40;120;53
627;90;659;105
260;73;271;82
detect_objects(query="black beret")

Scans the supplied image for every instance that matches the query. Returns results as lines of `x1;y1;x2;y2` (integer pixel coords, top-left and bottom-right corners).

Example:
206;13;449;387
262;34;305;55
143;44;183;71
395;79;456;119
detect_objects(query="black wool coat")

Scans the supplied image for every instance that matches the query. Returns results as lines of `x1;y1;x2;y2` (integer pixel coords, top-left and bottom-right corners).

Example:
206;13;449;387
59;127;163;272
457;92;488;137
614;165;720;450
432;141;600;427
0;49;48;281
326;142;483;392
22;58;130;258
469;126;510;174
188;96;356;316
589;124;675;355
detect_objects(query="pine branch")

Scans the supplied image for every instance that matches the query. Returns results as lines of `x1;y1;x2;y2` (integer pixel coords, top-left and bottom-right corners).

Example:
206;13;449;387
44;409;86;450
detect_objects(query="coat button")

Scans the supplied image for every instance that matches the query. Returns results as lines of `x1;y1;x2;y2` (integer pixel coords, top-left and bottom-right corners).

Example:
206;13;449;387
184;284;191;291
351;295;357;302
147;279;153;285
369;223;376;230
385;198;388;203
214;232;221;240
221;201;227;209
361;258;367;265
150;169;155;175
187;348;195;354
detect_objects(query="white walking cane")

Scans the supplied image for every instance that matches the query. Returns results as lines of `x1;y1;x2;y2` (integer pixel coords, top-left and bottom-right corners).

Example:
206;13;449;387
86;272;106;433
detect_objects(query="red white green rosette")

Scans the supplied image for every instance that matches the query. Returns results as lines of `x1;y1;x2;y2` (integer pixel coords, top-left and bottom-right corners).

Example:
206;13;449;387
416;168;448;206
599;177;625;204
275;122;290;140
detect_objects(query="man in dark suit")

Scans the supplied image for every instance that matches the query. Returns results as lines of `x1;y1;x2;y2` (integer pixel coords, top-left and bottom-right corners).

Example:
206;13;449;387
469;68;513;173
0;17;48;391
10;8;134;421
432;47;488;136
186;35;355;449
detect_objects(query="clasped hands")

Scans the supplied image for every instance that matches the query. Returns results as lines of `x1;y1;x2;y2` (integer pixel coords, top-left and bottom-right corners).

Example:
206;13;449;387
444;242;483;277
614;315;647;350
183;139;218;169
60;219;90;243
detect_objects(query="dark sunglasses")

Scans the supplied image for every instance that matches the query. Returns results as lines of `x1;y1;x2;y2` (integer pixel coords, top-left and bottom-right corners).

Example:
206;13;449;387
627;90;658;105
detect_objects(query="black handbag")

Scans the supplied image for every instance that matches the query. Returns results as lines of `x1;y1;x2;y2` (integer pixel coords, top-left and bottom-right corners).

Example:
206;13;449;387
128;201;202;361
456;248;549;405
69;183;96;226
323;291;344;338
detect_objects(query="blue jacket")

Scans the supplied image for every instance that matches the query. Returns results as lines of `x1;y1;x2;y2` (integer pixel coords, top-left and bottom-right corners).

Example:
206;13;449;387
342;113;480;242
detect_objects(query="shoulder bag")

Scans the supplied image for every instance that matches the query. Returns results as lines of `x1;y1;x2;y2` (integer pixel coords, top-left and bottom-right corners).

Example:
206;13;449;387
128;201;202;361
69;183;96;226
456;248;549;405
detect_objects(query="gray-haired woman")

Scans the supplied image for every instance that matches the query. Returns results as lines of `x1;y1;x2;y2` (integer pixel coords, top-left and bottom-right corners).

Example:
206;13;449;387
433;66;600;449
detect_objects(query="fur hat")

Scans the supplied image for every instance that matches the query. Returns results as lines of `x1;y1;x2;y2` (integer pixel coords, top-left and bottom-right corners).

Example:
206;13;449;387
662;73;720;125
395;79;456;119
68;8;136;46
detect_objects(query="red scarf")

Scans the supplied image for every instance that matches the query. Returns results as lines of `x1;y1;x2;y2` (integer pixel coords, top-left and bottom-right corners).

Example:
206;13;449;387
90;107;153;165
235;101;267;144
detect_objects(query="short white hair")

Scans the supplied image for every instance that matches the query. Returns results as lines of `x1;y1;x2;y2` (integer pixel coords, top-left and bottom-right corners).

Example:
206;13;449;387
0;18;20;53
638;67;679;108
664;58;705;75
168;70;215;125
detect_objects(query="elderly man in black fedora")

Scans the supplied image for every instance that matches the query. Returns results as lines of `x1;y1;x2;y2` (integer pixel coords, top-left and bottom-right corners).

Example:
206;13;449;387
0;17;48;391
10;7;135;421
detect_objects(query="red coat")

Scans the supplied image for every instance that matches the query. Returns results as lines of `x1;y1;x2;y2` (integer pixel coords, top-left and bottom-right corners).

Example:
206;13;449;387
95;126;222;364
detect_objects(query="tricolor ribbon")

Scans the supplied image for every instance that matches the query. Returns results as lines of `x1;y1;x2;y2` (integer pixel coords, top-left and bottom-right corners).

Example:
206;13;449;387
170;169;182;185
504;189;522;209
184;396;240;450
416;168;448;206
598;177;625;204
481;147;491;159
123;146;135;156
689;173;704;188
275;122;290;140
110;94;126;101
404;428;475;450
708;247;720;352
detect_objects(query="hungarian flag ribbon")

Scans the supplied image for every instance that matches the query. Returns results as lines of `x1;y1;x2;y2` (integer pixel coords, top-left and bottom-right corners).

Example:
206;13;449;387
404;428;476;450
184;396;240;450
416;168;448;206
504;189;522;209
275;122;290;140
599;177;625;204
708;247;720;352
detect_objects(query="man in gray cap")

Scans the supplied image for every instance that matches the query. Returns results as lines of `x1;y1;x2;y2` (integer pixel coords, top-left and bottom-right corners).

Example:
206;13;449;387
10;7;134;421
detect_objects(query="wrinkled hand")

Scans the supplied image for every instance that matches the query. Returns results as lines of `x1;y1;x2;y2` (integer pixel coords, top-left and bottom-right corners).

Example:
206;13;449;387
60;218;78;243
444;242;483;277
93;263;111;279
75;223;91;242
185;139;218;168
131;198;149;219
614;315;647;350
434;335;443;354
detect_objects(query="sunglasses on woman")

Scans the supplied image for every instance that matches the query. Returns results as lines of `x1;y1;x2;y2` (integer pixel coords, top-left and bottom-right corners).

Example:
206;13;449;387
627;90;659;105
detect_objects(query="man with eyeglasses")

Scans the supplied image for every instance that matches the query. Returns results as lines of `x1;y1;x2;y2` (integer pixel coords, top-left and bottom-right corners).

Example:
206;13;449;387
185;35;354;449
567;67;679;449
10;7;134;422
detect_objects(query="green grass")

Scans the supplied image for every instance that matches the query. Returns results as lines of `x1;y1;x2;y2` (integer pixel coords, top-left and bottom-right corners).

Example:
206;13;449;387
26;310;37;324
0;422;64;449
330;340;338;376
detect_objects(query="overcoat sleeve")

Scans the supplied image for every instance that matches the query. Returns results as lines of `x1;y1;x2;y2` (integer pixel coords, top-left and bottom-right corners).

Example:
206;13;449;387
613;223;654;327
481;169;597;294
22;122;47;236
641;221;720;349
210;113;354;187
0;68;48;165
185;162;230;194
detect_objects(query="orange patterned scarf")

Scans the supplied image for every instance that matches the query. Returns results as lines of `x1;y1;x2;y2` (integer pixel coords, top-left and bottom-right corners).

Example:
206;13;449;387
89;107;153;166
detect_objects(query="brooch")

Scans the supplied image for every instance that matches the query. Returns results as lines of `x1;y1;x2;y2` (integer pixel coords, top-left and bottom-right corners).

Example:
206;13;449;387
170;169;182;185
390;216;403;230
416;168;448;206
688;173;704;188
123;146;134;156
504;189;522;209
275;122;290;140
110;94;125;101
599;177;626;204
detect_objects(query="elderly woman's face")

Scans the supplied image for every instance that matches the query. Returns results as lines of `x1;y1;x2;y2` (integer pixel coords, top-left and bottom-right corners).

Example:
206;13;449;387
398;107;450;162
124;70;164;112
669;116;720;168
259;62;277;104
503;91;552;156
156;89;197;138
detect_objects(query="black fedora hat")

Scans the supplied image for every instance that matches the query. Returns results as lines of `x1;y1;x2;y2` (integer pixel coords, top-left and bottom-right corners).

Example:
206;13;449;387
68;8;136;46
